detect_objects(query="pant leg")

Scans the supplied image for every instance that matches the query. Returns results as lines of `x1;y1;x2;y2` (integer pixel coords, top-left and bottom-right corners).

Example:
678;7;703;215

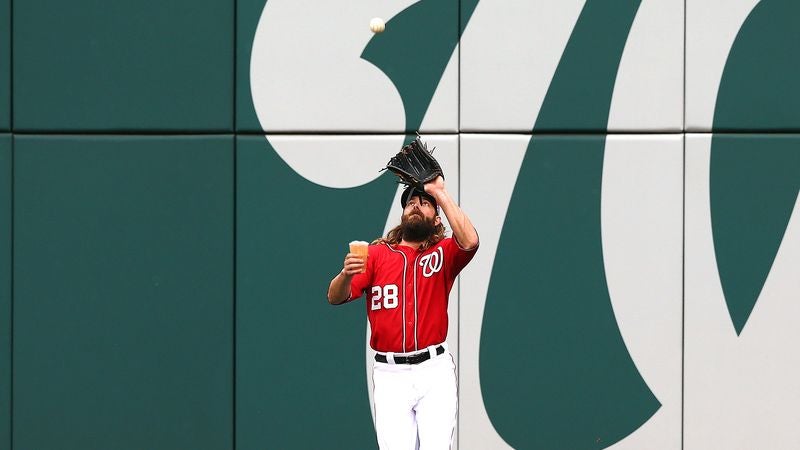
414;354;457;450
373;363;418;450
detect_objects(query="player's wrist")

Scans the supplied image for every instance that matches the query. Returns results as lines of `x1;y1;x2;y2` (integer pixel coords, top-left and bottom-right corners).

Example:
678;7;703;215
427;187;448;204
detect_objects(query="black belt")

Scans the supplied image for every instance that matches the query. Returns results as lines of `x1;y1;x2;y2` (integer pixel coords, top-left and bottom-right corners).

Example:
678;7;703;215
375;345;445;365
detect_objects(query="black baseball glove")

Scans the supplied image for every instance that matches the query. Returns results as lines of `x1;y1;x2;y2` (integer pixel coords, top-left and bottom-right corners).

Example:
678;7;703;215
382;135;443;191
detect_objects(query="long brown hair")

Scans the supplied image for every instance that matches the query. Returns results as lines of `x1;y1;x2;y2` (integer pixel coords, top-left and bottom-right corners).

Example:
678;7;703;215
371;221;447;251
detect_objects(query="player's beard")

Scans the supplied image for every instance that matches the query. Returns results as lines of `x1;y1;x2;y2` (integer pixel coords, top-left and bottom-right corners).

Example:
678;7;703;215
400;211;436;243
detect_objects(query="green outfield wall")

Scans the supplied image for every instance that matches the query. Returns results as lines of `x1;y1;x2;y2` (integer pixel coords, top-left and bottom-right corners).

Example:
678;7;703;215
2;0;799;449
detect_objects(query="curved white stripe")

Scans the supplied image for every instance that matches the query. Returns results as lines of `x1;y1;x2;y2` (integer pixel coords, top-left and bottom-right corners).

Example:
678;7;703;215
608;0;684;131
259;135;405;188
602;135;683;449
250;0;419;188
459;135;528;450
250;0;419;132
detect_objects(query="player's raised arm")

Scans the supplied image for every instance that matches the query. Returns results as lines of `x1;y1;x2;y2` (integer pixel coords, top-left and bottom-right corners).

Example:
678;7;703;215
327;252;364;304
425;176;479;250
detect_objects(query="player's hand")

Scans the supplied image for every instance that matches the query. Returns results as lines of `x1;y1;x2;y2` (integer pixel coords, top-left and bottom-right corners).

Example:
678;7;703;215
424;175;445;197
342;253;366;276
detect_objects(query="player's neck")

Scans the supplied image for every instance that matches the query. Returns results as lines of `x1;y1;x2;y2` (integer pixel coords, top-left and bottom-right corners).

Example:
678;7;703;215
399;239;423;251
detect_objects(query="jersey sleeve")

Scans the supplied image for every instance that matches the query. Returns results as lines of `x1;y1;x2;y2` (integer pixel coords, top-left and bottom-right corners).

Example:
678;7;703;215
443;236;478;277
348;245;374;301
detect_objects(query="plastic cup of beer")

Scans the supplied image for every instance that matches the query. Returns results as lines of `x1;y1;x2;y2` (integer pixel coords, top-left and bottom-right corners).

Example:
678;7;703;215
349;240;369;273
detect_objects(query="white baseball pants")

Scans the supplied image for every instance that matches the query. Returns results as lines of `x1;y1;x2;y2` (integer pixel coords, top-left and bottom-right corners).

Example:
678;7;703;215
372;345;457;450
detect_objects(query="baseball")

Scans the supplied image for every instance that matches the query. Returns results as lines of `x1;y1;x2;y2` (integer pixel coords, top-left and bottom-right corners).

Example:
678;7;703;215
369;17;385;34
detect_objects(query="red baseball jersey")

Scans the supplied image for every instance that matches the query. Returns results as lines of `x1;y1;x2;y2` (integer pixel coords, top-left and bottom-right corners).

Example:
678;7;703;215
348;238;477;353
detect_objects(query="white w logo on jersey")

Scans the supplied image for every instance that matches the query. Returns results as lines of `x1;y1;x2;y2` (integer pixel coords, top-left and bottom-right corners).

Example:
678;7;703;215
419;247;444;278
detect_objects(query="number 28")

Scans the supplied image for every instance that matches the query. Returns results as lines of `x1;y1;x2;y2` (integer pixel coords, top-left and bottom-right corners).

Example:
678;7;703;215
371;284;398;310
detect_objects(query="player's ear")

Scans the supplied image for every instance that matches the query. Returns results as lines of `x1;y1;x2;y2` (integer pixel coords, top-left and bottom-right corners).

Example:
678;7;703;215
434;215;442;226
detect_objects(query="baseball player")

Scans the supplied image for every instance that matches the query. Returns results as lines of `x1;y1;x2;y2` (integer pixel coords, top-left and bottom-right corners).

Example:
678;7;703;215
327;176;479;450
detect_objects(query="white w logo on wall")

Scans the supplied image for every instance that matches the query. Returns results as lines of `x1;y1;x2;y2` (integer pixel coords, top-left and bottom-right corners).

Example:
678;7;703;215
247;0;800;448
419;247;443;278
